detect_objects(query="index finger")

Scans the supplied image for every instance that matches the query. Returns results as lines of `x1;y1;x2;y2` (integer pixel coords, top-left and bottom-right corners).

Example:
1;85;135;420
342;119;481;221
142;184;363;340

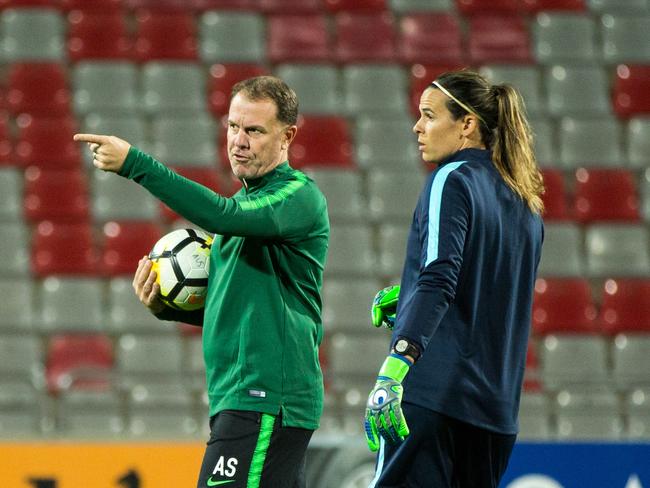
73;133;110;144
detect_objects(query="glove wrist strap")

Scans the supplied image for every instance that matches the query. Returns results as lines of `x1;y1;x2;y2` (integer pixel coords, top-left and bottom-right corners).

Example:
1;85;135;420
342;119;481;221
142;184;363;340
378;354;411;382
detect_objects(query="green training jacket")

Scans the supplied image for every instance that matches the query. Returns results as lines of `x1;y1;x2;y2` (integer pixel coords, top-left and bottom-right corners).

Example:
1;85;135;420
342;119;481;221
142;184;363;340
119;147;329;429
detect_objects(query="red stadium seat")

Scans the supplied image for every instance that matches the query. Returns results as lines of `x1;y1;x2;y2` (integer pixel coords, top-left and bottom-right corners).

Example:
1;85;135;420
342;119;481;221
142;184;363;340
289;116;355;169
260;0;321;12
268;14;331;64
399;13;464;65
334;12;397;63
207;63;268;117
23;167;89;223
541;168;569;220
31;221;98;276
456;0;520;15
0;0;62;7
324;0;386;12
15;115;81;169
613;64;650;119
599;279;650;334
46;334;113;393
134;10;197;61
67;10;131;61
409;63;467;116
524;341;541;391
161;167;229;221
100;221;162;276
467;15;532;64
532;278;599;335
7;63;71;116
573;168;639;222
522;0;585;11
61;0;122;10
0;112;14;165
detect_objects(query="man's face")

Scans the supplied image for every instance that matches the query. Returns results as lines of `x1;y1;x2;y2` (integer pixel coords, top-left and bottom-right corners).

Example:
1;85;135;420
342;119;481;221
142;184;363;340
227;92;294;180
413;87;467;164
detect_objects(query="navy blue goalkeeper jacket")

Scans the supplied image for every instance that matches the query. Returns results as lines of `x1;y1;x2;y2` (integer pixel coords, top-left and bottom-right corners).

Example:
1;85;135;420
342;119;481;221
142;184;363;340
393;148;544;434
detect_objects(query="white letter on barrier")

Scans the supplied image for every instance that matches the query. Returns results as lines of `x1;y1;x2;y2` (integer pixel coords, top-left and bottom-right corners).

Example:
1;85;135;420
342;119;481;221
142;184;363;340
506;474;564;488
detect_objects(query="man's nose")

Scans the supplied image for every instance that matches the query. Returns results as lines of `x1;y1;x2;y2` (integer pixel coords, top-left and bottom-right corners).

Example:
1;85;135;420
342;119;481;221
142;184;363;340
233;129;249;147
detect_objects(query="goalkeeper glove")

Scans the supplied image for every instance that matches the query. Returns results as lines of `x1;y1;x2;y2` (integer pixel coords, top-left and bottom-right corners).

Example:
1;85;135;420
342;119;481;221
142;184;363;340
364;353;411;452
371;285;400;330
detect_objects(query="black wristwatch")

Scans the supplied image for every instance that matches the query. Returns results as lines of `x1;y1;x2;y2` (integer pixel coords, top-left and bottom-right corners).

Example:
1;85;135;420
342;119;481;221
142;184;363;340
392;337;421;362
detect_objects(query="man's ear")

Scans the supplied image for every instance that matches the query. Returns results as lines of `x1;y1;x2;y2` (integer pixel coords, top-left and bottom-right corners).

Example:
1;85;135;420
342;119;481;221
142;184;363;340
281;125;298;150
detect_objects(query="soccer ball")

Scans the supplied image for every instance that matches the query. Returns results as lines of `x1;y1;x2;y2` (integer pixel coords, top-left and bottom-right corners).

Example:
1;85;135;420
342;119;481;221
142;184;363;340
148;228;213;311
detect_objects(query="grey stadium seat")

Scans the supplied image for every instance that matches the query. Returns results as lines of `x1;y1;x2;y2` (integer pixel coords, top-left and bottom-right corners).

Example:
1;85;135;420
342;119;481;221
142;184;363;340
73;62;139;115
199;12;265;63
141;62;206;115
57;390;125;439
322;277;383;333
367;170;425;222
37;277;104;333
558;116;626;168
91;170;159;221
343;65;409;116
642;169;650;221
585;224;650;277
107;277;171;334
612;335;650;389
0;168;22;222
326;223;377;277
480;65;545;117
377;223;411;278
0;221;30;277
304;169;366;223
518;392;552;439
627;118;650;168
588;0;649;13
327;333;390;380
537;223;585;277
117;333;184;387
151;115;218;167
554;388;624;440
626;388;650;439
0;9;64;61
184;334;206;391
389;0;453;12
533;13;598;63
0;279;34;333
541;335;609;389
82;113;151;164
545;65;610;116
530;117;557;167
0;334;43;387
355;116;421;170
0;381;43;438
601;14;650;63
275;64;343;115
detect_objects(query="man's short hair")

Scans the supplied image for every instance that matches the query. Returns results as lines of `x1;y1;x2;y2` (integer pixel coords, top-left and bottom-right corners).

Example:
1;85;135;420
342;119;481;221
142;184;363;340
231;76;299;125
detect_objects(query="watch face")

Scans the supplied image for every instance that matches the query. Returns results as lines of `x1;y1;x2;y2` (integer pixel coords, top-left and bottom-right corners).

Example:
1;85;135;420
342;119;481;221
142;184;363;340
395;339;408;353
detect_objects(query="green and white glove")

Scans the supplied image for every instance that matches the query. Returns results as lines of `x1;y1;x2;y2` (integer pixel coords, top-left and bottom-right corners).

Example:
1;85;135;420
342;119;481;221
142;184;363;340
371;285;400;330
364;353;411;452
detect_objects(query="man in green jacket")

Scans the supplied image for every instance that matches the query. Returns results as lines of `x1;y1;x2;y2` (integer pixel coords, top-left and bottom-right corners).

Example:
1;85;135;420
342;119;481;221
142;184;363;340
75;76;329;488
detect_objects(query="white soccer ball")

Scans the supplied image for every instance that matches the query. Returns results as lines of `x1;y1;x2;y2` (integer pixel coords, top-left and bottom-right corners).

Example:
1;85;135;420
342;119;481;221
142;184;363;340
148;228;212;311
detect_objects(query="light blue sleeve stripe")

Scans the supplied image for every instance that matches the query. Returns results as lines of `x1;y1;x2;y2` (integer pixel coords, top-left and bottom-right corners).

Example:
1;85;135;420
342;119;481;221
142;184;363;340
426;161;467;266
368;437;386;488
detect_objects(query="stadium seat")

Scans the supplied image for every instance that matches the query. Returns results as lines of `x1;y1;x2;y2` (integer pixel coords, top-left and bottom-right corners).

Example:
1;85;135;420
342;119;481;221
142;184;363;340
45;334;113;393
398;13;464;65
524;0;586;11
0;0;62;6
23;167;90;223
467;15;532;64
91;170;160;222
518;392;551;439
107;277;173;334
267;14;331;63
585;224;650;277
554;388;624;440
323;0;387;11
82;113;149;156
328;333;389;380
7;63;71;116
134;10;197;61
389;0;453;13
573;168;639;222
100;221;162;276
0;380;43;438
73;61;139;115
0;221;30;276
377;223;410;277
141;62;206;115
199;12;265;63
546;65;610;116
480;64;545;117
15;115;81;169
207;63;268;117
558;117;625;168
161;167;227;221
57;390;124;438
0;9;65;61
275;64;343;115
539;168;569;220
537;223;584;276
409;63;467;116
587;0;648;13
31;221;97;276
367;170;425;221
326;223;377;276
626;388;650;439
37;277;104;333
613;64;650;119
0;334;43;386
0;167;22;221
305;169;365;222
612;335;650;389
540;335;609;388
151;115;218;167
601;14;650;63
0;112;13;166
0;279;34;333
289;116;354;169
599;279;650;334
532;278;598;335
532;13;597;63
61;0;123;10
344;64;409;115
195;0;257;9
354;116;421;169
322;278;383;332
642;169;650;221
117;333;184;387
524;341;542;391
260;0;322;12
456;0;520;15
67;10;131;61
628;118;650;168
334;12;397;63
184;335;205;390
128;405;198;438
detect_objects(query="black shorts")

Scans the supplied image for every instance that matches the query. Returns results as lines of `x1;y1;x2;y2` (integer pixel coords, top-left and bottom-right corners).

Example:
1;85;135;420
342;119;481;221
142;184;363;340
369;402;516;488
196;410;313;488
